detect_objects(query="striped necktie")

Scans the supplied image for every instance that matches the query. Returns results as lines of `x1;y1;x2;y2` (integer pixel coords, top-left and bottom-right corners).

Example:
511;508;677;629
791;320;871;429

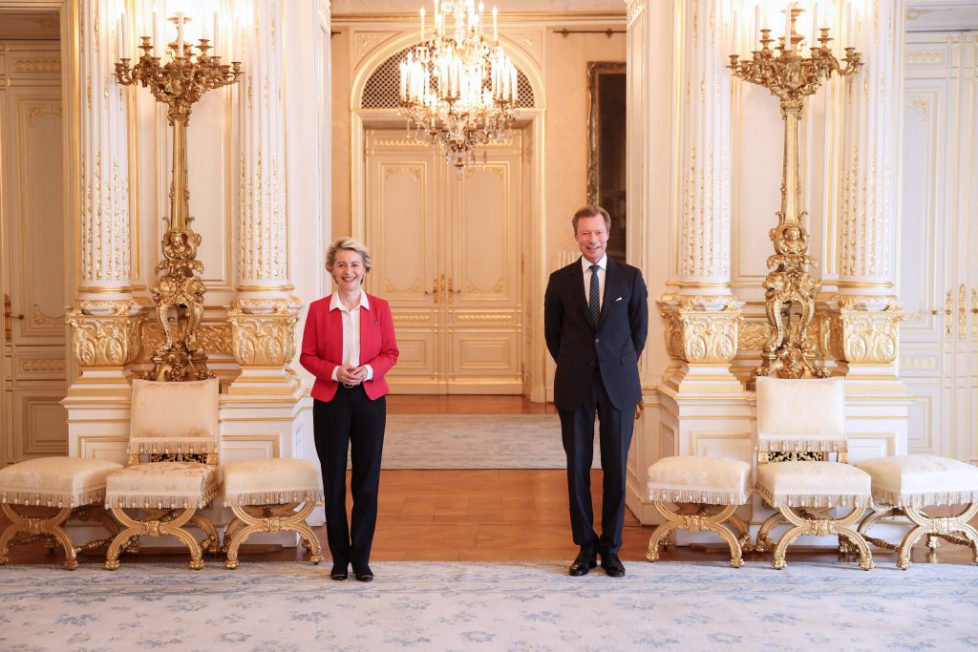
589;264;600;327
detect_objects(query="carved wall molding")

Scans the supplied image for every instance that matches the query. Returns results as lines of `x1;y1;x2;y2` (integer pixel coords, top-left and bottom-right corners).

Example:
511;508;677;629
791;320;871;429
14;58;60;74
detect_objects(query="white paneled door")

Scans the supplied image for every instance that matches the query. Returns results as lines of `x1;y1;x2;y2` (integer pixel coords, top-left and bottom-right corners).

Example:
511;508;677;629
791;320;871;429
0;41;68;466
365;129;525;394
901;32;978;462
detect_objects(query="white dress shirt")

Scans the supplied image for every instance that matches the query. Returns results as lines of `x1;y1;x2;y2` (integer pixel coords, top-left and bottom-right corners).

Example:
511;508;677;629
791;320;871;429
329;291;374;382
581;254;607;310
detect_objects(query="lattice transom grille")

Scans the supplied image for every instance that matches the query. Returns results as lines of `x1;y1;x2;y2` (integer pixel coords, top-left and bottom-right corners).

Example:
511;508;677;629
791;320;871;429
361;46;535;109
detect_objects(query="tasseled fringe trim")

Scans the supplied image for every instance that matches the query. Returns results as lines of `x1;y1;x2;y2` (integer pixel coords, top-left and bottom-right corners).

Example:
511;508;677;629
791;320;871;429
0;487;106;509
756;440;848;454
757;484;872;509
872;487;978;508
647;486;750;506
105;483;218;510
224;489;325;507
128;440;219;456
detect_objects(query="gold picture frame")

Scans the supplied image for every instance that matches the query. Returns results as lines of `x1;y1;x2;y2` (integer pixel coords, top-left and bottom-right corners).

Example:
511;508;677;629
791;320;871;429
586;61;627;261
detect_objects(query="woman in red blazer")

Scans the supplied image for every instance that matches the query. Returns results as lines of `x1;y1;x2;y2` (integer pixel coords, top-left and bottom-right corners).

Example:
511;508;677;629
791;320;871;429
300;238;398;582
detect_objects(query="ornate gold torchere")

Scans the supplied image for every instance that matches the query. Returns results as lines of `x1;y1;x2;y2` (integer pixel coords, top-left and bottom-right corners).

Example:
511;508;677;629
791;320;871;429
115;18;241;381
729;5;861;381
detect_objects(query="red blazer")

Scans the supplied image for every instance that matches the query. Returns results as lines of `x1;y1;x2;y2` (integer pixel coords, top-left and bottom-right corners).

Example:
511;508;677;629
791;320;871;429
300;293;399;403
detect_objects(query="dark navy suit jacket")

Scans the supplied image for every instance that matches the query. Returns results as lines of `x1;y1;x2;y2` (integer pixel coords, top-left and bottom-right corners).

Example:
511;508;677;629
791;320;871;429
544;256;648;411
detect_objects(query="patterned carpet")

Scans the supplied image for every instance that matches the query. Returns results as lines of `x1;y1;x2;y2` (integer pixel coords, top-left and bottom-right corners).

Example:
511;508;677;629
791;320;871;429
1;561;976;650
381;414;601;469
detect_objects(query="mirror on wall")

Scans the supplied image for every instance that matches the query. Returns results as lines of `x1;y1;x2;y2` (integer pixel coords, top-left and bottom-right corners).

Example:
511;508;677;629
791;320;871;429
586;61;627;262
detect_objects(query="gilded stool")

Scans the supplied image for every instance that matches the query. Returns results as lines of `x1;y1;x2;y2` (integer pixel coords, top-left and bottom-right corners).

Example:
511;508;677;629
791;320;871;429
646;456;752;568
0;457;123;569
222;458;324;570
856;455;978;570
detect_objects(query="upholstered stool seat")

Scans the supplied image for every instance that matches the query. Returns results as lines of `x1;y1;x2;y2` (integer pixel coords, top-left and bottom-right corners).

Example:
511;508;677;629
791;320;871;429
105;462;219;510
756;461;872;509
646;456;752;568
0;457;123;569
856;455;978;569
221;459;324;569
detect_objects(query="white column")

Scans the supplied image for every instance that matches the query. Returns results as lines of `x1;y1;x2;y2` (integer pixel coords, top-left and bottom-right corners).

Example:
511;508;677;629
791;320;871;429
227;0;300;394
67;0;142;389
828;0;905;375
660;0;742;388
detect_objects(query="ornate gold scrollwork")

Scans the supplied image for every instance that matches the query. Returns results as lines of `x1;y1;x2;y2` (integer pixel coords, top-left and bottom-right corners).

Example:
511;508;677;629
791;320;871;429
65;300;144;368
659;295;742;365
227;298;300;367
823;295;903;365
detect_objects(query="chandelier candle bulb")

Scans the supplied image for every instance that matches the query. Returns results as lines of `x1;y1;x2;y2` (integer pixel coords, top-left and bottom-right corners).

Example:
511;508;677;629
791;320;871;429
754;3;761;45
212;13;219;56
492;6;498;41
176;13;184;56
152;12;159;57
420;6;426;40
785;4;792;51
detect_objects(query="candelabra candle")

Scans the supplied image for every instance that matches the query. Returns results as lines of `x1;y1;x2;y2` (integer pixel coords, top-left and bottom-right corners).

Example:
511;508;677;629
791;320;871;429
728;4;861;383
114;14;242;382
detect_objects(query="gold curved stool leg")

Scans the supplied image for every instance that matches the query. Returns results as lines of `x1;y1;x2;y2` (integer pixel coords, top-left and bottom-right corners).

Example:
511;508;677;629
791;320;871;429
190;513;221;554
105;507;204;570
1;504;77;570
772;505;872;570
646;502;743;567
896;503;978;570
755;511;785;553
224;502;322;570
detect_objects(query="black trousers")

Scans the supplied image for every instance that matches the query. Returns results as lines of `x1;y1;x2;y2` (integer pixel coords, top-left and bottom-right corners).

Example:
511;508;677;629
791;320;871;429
313;387;386;568
558;371;634;556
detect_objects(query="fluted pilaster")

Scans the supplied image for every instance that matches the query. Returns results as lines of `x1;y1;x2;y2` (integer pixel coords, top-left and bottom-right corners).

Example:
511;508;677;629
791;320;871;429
76;0;134;308
661;0;742;380
235;0;289;306
828;0;905;372
67;0;141;385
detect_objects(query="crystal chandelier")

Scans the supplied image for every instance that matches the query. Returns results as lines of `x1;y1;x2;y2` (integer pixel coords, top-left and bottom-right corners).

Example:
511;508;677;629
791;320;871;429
399;0;518;168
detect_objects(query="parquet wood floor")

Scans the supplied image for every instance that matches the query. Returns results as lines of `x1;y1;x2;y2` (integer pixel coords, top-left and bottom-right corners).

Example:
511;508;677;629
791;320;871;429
2;397;973;567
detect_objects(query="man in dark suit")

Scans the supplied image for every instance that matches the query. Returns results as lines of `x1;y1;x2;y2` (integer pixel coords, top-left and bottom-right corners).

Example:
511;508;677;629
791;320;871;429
544;206;648;577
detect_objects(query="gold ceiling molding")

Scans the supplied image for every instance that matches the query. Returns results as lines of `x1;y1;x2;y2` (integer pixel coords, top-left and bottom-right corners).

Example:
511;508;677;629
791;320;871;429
332;12;626;25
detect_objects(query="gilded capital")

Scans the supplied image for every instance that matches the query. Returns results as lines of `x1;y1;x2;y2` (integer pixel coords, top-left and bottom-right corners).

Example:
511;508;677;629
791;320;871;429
823;296;903;365
66;301;144;368
660;295;743;365
227;298;300;367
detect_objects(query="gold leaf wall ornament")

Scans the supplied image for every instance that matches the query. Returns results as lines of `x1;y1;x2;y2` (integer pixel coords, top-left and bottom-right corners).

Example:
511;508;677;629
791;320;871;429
823;296;904;365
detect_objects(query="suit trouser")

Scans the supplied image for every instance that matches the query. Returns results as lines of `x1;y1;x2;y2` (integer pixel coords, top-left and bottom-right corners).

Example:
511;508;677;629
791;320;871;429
313;387;386;568
558;371;634;556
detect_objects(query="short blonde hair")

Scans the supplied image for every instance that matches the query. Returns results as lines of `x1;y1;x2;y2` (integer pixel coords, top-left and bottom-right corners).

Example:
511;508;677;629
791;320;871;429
325;237;372;274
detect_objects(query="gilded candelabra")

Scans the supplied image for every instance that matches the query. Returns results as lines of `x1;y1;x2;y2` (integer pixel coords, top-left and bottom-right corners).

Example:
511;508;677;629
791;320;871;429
729;5;861;381
115;17;241;381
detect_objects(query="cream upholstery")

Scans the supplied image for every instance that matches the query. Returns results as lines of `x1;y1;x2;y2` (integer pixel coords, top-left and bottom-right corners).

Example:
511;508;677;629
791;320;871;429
645;456;751;568
647;456;752;506
223;459;324;508
105;462;219;510
856;455;978;508
128;378;220;456
755;376;846;453
221;458;324;569
756;461;872;508
0;457;123;508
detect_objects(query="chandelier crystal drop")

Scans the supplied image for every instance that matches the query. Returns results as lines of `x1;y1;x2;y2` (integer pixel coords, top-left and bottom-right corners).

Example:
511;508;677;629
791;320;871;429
399;0;518;168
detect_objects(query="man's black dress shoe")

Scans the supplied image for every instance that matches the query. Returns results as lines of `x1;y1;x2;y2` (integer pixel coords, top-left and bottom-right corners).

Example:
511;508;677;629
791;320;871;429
601;553;626;578
330;563;348;581
568;549;598;576
353;564;374;582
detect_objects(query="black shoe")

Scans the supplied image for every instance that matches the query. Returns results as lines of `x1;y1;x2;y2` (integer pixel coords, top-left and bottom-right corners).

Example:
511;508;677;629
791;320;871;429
601;553;626;578
569;549;598;576
330;562;348;581
353;564;374;582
